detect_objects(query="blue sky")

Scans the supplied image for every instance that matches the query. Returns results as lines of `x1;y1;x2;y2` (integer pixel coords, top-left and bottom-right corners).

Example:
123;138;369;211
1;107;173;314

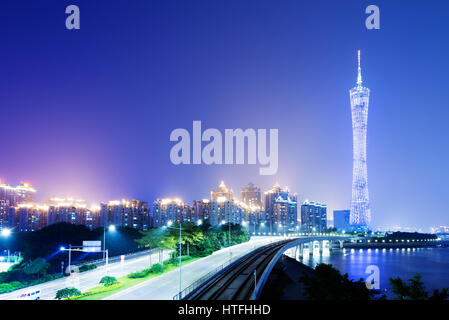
0;0;448;230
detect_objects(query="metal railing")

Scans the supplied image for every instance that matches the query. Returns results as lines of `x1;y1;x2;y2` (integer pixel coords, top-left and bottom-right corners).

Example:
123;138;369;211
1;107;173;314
72;248;160;268
172;238;279;300
172;254;238;300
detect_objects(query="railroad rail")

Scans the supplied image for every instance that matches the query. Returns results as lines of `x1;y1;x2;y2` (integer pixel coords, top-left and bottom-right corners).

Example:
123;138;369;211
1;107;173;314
184;239;296;300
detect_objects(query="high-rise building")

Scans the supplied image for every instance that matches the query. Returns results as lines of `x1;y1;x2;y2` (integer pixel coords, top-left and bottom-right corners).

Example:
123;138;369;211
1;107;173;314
349;50;371;227
152;198;190;228
100;199;150;230
211;181;234;201
0;183;36;207
264;183;298;233
46;198;90;226
0;200;8;230
16;204;49;232
300;200;327;233
193;199;211;223
240;182;262;209
333;210;350;232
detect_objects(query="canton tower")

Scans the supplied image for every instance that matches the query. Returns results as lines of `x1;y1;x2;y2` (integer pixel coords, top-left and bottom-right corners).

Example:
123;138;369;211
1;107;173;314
349;50;371;227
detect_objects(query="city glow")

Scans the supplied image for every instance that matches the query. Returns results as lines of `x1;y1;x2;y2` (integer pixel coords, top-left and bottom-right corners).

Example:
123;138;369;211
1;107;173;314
1;228;11;237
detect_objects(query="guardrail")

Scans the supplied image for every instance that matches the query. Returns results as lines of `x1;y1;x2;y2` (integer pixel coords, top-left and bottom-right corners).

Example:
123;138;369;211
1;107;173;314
172;254;238;300
172;238;283;300
72;248;161;268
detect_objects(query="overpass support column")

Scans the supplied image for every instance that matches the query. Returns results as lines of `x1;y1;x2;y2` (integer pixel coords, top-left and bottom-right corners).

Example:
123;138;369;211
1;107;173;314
309;242;314;255
329;240;333;252
319;241;324;254
339;240;344;249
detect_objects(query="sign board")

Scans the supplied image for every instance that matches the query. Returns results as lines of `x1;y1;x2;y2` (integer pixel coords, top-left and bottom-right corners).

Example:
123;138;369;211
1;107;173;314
83;241;102;252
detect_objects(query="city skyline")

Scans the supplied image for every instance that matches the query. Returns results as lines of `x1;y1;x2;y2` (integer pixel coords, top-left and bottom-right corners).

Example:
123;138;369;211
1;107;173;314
1;1;449;231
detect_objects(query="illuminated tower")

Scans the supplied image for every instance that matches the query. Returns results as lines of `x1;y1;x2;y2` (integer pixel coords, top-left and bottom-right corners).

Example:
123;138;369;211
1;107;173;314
349;50;371;227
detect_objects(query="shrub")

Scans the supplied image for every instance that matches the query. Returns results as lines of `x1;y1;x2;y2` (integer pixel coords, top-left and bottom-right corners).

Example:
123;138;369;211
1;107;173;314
0;281;25;294
79;264;97;273
55;287;82;300
150;263;163;274
128;268;152;279
99;276;118;287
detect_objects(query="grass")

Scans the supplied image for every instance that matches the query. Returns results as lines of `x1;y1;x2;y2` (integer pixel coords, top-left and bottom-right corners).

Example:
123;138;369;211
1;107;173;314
73;256;202;300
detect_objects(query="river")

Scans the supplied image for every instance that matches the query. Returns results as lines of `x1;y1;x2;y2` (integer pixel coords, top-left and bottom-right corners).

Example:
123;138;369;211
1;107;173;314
288;246;449;296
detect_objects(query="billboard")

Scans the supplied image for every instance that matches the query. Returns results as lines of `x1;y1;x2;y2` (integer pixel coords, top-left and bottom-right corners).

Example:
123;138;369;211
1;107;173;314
83;241;102;253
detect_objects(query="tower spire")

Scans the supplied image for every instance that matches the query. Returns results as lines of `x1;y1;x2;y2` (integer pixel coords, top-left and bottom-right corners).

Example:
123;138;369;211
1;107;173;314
357;50;363;86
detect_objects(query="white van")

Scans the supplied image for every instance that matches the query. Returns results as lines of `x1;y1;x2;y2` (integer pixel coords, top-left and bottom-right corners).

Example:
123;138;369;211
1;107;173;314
17;288;41;300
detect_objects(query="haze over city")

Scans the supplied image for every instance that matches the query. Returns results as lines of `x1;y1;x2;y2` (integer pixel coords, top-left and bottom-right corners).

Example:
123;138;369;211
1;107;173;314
1;0;448;230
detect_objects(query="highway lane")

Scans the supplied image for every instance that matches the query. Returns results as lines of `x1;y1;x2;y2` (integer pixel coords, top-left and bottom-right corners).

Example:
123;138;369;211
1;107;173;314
105;236;287;300
0;249;171;300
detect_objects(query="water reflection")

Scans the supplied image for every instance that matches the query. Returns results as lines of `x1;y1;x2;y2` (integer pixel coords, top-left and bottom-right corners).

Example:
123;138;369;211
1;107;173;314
286;247;449;295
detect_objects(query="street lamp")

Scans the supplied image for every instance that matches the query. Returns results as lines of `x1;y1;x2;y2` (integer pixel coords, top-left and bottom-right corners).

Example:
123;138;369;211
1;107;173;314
1;228;11;238
60;244;73;274
221;220;232;260
103;224;116;261
1;228;14;263
165;221;183;299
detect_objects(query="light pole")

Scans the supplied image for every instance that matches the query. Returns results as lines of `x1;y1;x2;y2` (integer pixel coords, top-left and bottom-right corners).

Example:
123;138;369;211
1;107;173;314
2;228;13;263
221;220;232;261
59;245;73;274
103;225;116;261
165;220;184;299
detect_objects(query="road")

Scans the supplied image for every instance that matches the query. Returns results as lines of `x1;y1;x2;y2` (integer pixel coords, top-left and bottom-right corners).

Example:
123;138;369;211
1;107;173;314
105;236;286;300
0;249;171;300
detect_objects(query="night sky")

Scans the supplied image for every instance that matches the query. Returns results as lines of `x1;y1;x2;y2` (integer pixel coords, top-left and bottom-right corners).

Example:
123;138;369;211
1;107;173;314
1;0;448;230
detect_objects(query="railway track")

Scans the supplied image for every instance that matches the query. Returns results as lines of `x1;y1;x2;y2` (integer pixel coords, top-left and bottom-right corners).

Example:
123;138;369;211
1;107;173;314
185;239;295;300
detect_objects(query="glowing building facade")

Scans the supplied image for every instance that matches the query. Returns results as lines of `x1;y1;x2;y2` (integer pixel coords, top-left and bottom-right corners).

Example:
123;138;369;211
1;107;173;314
0;183;36;207
349;50;371;227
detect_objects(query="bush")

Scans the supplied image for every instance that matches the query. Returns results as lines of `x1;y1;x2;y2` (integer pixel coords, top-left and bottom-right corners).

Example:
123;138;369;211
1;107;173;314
79;264;97;273
150;263;163;274
55;287;82;300
0;281;25;294
99;276;118;287
128;268;152;279
163;260;171;266
0;283;12;294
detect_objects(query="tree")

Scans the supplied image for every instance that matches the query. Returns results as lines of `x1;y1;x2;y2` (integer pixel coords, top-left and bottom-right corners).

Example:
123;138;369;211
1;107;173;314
22;258;50;279
55;287;81;300
299;264;376;300
99;276;118;287
136;228;167;263
166;222;204;256
389;274;449;300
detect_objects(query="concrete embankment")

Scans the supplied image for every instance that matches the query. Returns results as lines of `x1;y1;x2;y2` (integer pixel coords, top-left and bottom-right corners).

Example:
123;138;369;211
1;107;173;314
259;255;313;300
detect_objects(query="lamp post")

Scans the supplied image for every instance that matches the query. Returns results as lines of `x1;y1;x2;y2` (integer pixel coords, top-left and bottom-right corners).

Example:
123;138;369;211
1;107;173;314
2;228;13;263
165;220;184;299
221;220;232;262
103;225;116;261
59;245;72;274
